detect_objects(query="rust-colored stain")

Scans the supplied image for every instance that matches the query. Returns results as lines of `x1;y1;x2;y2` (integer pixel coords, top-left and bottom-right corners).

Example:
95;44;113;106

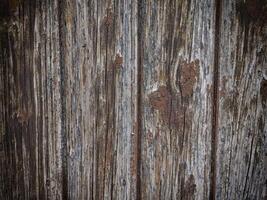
185;174;196;198
114;54;123;68
104;8;113;26
100;7;116;52
148;85;186;130
149;85;170;112
179;60;199;97
15;108;32;124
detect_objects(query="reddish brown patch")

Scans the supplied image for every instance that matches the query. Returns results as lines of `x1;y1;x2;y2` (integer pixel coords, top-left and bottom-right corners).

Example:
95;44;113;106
179;60;199;97
15;108;32;124
184;174;196;199
148;86;185;130
114;54;123;68
104;8;113;26
149;86;170;112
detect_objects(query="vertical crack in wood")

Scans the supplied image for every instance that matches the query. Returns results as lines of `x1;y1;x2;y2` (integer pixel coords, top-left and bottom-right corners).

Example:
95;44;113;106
58;0;68;198
136;0;144;199
210;0;222;199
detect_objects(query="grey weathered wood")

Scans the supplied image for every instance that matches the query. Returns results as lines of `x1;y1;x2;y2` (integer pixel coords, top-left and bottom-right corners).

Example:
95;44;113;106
139;0;215;199
1;0;139;199
0;0;266;199
216;0;267;199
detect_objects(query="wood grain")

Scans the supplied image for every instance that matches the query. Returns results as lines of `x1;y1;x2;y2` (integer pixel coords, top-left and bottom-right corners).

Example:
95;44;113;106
0;0;266;199
139;0;215;199
216;0;267;199
0;0;139;199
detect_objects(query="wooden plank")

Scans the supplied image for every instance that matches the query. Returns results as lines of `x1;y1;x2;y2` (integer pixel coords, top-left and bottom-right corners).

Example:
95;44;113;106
139;0;215;199
0;1;39;199
216;0;267;199
0;0;139;199
1;0;266;199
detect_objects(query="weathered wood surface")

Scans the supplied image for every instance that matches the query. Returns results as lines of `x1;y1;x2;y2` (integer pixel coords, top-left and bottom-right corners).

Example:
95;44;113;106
139;0;214;199
216;0;267;199
0;0;266;199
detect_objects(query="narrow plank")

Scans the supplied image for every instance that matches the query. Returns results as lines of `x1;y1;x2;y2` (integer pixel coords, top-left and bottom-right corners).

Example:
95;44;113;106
1;0;139;199
139;0;215;199
0;0;39;199
216;0;267;199
59;0;138;198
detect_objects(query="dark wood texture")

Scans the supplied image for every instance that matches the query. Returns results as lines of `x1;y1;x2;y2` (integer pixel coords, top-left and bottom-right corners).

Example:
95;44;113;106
0;0;266;199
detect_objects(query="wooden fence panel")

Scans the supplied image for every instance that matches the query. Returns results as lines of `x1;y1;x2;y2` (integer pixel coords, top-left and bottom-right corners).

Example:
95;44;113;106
0;0;266;199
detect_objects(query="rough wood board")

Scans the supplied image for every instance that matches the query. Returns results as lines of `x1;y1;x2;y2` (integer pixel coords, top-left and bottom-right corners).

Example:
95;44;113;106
0;0;266;199
139;0;214;199
0;0;139;199
216;0;267;199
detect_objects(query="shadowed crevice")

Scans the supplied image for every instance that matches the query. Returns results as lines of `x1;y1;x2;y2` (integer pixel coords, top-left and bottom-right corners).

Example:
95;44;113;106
58;0;68;199
136;0;145;199
210;0;222;199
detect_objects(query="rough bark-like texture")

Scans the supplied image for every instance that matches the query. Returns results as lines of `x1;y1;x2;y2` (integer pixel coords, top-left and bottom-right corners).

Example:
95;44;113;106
0;0;266;200
139;0;214;199
0;0;138;199
216;0;267;199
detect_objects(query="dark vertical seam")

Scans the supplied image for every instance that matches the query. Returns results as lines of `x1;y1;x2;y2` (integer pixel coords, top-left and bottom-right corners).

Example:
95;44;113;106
58;0;68;199
103;5;109;199
44;1;50;198
136;0;144;199
93;1;99;199
110;1;117;199
166;1;176;198
28;0;37;197
1;31;10;199
210;0;221;199
21;2;28;198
